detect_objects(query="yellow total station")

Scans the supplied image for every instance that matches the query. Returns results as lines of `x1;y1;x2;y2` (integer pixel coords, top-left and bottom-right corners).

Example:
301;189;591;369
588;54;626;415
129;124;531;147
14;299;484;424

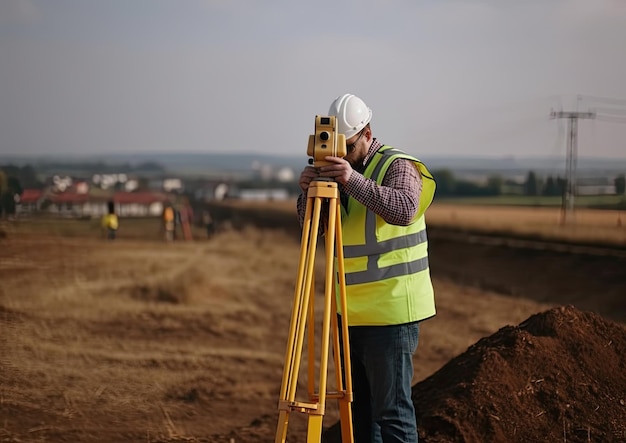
307;115;347;167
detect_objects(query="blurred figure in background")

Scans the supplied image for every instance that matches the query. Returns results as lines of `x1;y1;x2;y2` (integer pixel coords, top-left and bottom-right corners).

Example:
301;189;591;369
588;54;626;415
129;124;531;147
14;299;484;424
202;209;215;239
101;200;119;240
179;198;194;241
163;204;175;241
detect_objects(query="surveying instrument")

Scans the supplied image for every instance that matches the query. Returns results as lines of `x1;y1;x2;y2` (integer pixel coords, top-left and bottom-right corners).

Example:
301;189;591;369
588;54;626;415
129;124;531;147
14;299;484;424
275;116;354;442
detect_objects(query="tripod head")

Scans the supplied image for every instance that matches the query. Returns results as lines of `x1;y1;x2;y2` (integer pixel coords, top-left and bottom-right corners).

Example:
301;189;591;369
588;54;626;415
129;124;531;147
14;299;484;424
307;115;347;168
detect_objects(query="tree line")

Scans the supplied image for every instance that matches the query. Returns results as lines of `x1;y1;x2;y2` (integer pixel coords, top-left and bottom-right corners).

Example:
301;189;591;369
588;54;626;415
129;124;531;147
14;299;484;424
0;165;39;217
431;169;626;197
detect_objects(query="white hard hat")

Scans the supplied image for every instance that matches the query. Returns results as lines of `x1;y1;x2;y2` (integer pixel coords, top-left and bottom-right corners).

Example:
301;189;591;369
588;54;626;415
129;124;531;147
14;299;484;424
328;93;373;139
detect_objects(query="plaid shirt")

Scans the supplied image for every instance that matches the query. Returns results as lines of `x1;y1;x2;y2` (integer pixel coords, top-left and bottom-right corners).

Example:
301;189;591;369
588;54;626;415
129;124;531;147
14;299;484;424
297;139;422;226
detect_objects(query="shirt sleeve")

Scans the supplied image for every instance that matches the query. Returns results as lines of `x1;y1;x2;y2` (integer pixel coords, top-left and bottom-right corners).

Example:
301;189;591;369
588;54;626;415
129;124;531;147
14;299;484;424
343;158;422;226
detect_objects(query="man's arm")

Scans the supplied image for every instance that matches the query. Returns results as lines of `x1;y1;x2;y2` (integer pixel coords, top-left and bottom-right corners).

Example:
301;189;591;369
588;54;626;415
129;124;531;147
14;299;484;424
343;158;422;226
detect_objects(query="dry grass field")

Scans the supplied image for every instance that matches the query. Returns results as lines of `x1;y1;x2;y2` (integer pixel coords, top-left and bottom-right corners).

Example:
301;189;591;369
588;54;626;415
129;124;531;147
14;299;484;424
218;199;626;246
426;202;626;246
1;202;625;442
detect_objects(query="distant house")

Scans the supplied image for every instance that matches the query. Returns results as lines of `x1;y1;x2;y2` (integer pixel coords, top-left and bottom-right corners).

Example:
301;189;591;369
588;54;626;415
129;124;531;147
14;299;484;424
35;190;170;218
576;177;616;196
44;191;101;218
237;188;290;201
16;189;44;215
577;184;616;196
113;191;169;217
162;178;184;193
192;181;232;201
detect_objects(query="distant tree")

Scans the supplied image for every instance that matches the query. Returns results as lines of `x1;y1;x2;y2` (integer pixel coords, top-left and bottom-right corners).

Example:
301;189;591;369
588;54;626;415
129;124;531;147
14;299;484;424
7;176;22;196
523;171;539;196
0;168;24;217
1;175;22;217
485;175;503;196
615;174;626;195
0;170;7;218
543;176;558;196
431;169;455;196
455;180;488;196
556;177;566;196
0;170;7;194
1;192;16;217
0;164;42;188
134;162;166;173
18;165;40;188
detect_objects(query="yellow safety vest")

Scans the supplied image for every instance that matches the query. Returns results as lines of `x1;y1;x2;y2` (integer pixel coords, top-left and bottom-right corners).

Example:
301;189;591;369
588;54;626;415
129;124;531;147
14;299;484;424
102;214;119;230
164;207;174;222
338;145;436;326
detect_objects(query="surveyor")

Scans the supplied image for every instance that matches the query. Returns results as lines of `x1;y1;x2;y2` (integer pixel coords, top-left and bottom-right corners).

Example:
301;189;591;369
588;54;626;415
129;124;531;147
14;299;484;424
101;200;119;240
163;204;175;241
297;93;437;443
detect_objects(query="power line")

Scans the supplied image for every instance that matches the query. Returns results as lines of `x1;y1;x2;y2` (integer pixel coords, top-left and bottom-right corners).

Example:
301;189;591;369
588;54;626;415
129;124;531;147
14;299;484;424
594;106;626;116
579;94;626;107
595;114;626;125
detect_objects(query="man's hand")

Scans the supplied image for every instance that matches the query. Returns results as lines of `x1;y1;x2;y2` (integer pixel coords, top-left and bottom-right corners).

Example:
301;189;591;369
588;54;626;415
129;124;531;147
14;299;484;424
298;166;319;192
317;156;353;185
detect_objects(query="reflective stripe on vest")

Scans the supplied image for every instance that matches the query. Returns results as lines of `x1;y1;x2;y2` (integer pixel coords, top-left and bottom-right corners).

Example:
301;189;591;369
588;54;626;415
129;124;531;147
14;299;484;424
343;231;429;285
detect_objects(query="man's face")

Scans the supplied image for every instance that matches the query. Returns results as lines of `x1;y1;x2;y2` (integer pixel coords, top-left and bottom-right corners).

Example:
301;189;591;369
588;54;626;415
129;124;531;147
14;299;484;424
343;127;369;166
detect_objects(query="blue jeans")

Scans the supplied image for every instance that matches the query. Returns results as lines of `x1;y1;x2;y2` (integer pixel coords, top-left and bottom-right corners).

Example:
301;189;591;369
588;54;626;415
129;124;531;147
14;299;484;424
343;321;420;443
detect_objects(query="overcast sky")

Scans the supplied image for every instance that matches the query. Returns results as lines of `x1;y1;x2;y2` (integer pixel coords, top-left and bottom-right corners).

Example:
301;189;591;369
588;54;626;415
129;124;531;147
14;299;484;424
1;0;626;161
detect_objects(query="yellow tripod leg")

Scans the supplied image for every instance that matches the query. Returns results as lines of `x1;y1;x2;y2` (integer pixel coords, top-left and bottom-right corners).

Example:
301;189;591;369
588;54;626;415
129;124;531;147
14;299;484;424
275;180;354;443
276;192;321;443
330;195;354;443
307;414;324;442
275;410;289;443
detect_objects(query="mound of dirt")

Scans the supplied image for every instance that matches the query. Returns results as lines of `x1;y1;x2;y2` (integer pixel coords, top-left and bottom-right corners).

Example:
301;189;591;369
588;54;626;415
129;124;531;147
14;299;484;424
323;305;626;443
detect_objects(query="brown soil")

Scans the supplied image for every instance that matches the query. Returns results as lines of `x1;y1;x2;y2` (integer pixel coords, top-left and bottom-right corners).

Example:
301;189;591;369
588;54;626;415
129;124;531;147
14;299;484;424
324;305;626;443
1;217;625;442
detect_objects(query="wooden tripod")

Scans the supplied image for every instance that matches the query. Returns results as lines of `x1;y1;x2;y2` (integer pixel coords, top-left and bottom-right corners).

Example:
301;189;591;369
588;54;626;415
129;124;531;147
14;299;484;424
275;178;354;443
